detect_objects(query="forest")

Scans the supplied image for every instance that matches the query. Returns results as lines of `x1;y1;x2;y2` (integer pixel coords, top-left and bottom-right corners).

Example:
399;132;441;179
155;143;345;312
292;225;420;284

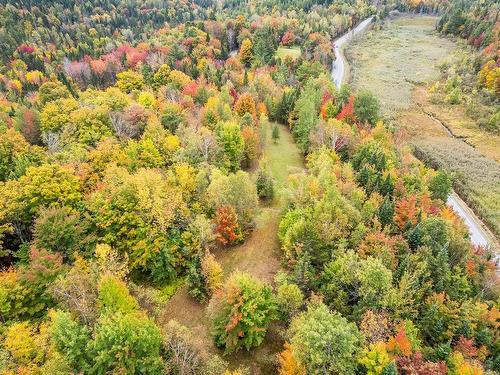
0;0;498;374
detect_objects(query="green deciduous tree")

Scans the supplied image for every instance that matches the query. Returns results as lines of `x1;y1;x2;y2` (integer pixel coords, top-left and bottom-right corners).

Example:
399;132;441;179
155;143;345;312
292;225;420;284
1;163;81;231
116;70;145;93
40;98;79;133
160;102;186;133
67;106;113;146
428;170;452;202
289;302;361;374
98;274;138;314
216;121;245;172
207;169;258;227
38;80;71;106
86;166;187;272
33;206;96;260
354;90;380;126
49;309;91;372
276;283;304;320
152;64;171;89
92;312;164;374
0;128;30;181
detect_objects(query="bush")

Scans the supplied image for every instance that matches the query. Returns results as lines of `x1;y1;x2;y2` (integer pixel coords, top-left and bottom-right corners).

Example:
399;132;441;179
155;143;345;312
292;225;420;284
276;283;304;320
207;272;276;353
256;167;274;200
187;251;223;302
486;110;500;133
445;87;461;104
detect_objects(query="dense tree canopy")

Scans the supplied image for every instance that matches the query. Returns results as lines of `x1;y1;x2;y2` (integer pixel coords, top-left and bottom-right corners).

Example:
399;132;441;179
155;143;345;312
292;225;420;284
0;0;497;374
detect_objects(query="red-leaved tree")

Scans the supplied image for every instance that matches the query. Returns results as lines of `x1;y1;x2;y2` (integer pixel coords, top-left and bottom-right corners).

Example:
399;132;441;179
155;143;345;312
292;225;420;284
213;205;242;246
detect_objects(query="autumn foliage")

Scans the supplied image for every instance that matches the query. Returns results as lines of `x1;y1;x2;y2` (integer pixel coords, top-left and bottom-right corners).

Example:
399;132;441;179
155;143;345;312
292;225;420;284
213;205;242;246
278;342;306;375
336;95;355;123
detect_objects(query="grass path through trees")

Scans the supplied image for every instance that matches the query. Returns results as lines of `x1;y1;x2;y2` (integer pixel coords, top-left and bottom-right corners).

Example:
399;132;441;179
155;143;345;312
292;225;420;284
160;123;304;372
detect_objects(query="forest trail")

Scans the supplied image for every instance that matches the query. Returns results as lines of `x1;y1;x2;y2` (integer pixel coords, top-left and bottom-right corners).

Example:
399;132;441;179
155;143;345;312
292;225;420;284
160;123;304;367
212;123;304;281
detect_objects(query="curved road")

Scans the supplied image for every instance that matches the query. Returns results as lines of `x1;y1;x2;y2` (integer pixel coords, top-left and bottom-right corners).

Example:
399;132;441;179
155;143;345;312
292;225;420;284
331;16;374;89
331;17;497;252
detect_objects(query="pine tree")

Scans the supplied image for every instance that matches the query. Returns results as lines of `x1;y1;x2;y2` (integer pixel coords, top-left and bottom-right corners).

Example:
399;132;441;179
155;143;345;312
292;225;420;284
272;123;280;144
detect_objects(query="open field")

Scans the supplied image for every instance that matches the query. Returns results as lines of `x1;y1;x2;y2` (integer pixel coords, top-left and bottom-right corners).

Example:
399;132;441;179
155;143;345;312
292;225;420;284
347;16;500;239
160;123;304;374
275;46;301;60
346;16;455;118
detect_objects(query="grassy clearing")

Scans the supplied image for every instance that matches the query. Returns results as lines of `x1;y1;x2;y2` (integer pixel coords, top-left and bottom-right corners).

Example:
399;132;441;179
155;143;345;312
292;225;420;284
160;123;304;374
275;46;301;60
420;87;500;162
347;16;500;238
346;16;455;118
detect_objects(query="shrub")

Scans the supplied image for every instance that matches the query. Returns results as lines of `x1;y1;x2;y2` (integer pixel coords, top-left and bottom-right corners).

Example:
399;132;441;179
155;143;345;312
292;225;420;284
163;320;227;375
272;123;280;143
256;167;274;200
276;283;304;320
207;272;276;353
445;87;461;104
